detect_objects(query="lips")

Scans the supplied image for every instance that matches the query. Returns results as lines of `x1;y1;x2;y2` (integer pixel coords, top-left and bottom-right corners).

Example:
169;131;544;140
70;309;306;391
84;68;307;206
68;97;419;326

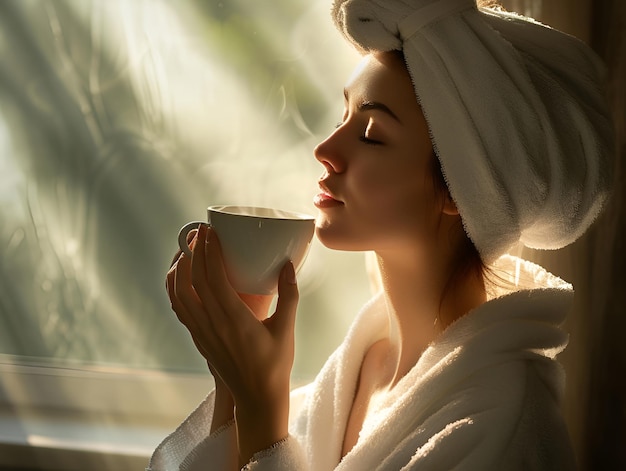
314;180;343;208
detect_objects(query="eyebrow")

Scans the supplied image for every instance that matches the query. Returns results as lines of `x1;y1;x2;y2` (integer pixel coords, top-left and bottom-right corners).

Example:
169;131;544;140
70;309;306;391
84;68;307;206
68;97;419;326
344;89;402;124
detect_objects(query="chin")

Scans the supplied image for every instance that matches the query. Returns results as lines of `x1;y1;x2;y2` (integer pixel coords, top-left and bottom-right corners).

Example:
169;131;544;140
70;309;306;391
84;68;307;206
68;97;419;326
314;225;369;252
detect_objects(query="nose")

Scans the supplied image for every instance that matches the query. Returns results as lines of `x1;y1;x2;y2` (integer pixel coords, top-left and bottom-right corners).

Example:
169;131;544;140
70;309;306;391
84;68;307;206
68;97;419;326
314;126;346;174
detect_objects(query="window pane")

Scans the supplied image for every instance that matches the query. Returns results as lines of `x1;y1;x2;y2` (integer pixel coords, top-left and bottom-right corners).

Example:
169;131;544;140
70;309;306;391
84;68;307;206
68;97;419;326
0;0;370;379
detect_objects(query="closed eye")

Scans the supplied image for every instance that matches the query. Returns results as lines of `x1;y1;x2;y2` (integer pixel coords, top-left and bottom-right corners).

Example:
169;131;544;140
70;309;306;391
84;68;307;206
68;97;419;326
334;121;384;145
359;136;383;145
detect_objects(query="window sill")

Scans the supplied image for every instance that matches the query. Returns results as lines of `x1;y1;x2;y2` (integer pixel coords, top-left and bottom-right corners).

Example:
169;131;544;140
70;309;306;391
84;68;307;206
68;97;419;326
0;356;212;470
0;417;156;470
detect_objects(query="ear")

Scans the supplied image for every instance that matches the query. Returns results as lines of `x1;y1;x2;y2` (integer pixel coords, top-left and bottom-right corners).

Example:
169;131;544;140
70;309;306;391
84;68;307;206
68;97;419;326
442;192;459;216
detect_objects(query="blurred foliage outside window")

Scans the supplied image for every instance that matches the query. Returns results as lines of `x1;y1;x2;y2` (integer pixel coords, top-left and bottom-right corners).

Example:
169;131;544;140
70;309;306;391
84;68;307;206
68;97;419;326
0;0;371;380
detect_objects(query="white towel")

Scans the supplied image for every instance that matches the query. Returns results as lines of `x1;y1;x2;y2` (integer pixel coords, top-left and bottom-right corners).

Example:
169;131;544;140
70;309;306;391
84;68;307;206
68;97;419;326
332;0;614;262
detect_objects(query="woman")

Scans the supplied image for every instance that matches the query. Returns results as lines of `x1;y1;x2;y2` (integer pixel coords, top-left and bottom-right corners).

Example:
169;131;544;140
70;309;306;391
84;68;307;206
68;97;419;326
149;0;614;469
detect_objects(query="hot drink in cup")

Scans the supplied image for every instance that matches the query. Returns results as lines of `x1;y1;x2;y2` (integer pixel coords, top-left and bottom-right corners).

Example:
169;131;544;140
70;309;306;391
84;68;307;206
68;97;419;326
178;205;315;295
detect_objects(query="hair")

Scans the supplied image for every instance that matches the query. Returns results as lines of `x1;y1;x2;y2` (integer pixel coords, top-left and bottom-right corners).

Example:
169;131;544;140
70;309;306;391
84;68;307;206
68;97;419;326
428;152;489;324
428;151;486;280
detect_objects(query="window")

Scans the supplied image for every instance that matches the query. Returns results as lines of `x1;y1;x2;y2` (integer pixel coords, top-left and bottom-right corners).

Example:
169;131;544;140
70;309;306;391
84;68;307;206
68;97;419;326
0;0;370;467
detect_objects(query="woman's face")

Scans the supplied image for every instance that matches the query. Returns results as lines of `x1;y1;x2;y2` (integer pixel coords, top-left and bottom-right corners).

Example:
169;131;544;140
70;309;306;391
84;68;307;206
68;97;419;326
314;51;444;253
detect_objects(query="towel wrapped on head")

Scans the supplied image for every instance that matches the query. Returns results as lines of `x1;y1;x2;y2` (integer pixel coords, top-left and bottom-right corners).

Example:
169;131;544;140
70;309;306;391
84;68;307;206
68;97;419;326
333;0;614;262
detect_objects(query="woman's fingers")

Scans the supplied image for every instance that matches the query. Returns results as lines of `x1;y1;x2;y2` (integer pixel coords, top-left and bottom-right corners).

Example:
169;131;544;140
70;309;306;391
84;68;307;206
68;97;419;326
173;247;224;354
190;224;223;319
265;261;299;341
165;226;299;411
170;229;197;269
202;226;243;314
166;263;212;360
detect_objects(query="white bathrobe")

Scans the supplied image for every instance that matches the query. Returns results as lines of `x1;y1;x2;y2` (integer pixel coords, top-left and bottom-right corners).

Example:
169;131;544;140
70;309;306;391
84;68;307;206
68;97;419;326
148;255;577;470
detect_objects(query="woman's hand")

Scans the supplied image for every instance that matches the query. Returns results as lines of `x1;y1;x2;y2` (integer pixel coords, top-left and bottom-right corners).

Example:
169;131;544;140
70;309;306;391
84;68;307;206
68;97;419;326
166;224;299;465
167;229;237;432
166;231;276;434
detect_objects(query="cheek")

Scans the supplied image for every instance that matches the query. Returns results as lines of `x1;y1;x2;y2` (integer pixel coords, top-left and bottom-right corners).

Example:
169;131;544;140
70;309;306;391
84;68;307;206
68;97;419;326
362;171;441;237
356;167;433;216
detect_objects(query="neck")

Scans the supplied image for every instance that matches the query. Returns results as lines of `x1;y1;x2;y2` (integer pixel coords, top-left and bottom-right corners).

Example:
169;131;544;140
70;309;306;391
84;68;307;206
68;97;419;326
375;244;486;388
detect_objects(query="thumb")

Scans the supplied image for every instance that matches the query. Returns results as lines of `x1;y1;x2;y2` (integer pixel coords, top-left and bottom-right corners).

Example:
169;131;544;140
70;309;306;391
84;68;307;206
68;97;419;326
266;261;299;337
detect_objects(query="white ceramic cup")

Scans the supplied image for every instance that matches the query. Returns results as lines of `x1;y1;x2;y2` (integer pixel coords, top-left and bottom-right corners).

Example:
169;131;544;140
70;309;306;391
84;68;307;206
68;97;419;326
178;205;315;295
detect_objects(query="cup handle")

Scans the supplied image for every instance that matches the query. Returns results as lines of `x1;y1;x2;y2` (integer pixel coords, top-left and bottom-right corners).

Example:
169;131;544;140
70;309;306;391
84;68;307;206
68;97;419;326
177;221;210;257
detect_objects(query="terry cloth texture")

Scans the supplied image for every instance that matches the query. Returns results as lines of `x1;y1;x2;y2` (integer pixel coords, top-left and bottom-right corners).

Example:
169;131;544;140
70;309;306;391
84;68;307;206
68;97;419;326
332;0;614;262
148;255;577;470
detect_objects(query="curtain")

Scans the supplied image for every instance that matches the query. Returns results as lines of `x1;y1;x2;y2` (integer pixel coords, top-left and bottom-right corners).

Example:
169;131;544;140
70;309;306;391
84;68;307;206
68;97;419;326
500;0;626;469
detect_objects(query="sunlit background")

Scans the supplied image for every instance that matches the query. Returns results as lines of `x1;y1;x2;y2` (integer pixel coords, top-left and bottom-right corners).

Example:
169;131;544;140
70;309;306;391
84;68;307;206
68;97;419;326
0;0;370;379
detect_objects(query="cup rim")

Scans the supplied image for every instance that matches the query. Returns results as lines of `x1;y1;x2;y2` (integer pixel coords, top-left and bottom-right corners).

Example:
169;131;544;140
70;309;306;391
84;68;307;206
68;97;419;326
208;205;315;221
